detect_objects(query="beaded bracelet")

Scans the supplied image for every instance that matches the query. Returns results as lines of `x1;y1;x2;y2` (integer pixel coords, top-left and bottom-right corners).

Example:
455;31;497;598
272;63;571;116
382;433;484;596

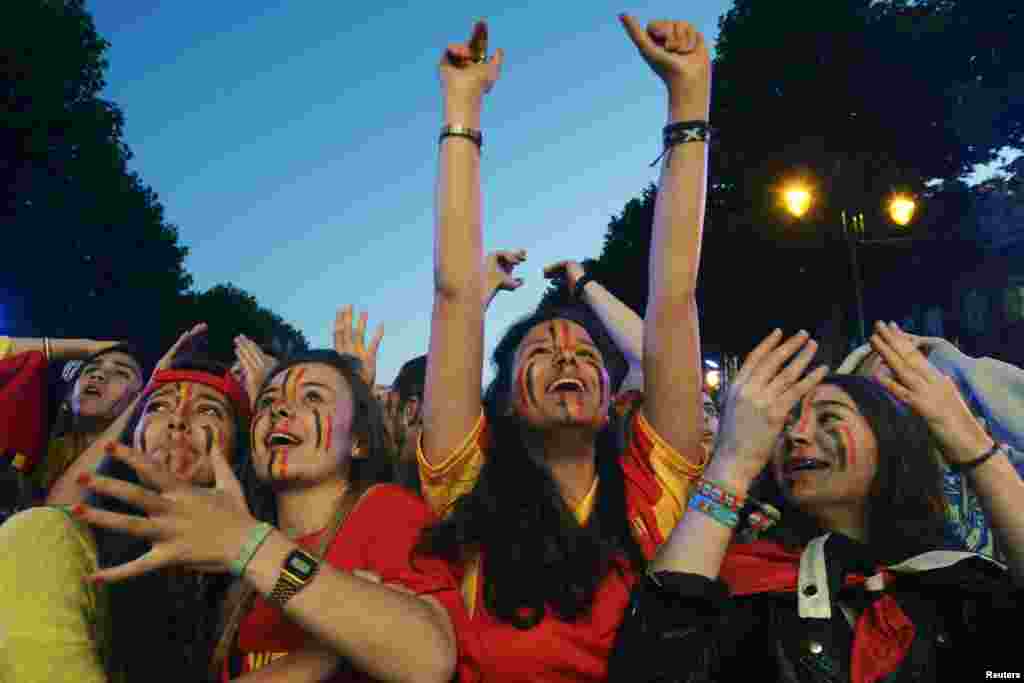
689;492;740;529
439;124;482;150
230;522;274;577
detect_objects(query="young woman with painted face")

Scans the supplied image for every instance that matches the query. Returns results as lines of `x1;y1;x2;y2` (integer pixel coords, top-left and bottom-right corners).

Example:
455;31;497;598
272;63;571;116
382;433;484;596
71;350;463;683
416;15;710;680
0;335;143;500
46;323;209;506
609;325;1024;682
0;355;249;683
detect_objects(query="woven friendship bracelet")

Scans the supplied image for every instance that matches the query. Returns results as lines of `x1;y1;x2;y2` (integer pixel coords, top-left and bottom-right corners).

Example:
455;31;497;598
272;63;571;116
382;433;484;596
695;479;744;512
689;492;740;529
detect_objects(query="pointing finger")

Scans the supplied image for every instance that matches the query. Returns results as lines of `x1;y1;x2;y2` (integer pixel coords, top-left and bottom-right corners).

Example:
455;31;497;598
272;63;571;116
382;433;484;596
620;14;657;55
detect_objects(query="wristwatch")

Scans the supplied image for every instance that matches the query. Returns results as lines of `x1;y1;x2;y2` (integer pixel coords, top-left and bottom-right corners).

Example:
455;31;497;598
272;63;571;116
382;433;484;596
267;548;320;607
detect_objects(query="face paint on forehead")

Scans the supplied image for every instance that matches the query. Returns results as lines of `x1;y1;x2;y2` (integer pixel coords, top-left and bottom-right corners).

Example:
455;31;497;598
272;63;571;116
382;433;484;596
284;367;307;404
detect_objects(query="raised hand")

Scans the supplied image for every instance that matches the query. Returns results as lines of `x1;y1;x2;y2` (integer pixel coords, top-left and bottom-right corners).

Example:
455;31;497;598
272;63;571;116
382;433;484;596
709;330;828;488
74;440;254;581
233;335;277;405
485;249;526;304
440;20;504;104
543;259;586;293
619;16;711;111
869;321;993;463
334;305;384;388
155;323;208;375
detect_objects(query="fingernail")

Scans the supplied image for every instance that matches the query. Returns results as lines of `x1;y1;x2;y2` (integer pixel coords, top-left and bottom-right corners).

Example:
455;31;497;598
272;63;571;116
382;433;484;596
90;575;105;585
76;472;91;486
71;503;86;517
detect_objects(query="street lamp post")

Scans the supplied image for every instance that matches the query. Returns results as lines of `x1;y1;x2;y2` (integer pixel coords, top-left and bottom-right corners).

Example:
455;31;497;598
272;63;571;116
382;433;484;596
781;183;917;346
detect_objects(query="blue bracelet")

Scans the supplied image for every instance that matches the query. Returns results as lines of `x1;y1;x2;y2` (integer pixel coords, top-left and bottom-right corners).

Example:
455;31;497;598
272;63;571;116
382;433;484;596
689;492;739;529
230;522;274;577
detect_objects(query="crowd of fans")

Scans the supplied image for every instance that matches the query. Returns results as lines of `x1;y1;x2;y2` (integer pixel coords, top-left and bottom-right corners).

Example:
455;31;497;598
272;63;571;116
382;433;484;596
1;15;1022;683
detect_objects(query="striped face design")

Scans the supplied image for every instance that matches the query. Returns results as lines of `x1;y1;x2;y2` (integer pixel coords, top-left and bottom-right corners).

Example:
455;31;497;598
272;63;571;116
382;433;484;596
251;363;355;487
773;384;879;518
511;319;611;430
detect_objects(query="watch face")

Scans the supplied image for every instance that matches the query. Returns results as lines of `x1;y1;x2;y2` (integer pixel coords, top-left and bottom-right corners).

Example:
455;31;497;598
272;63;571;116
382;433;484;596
286;550;317;579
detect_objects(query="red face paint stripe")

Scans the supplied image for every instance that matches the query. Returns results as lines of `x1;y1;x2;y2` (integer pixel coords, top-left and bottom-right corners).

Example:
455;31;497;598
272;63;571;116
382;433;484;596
794;395;812;435
324;419;332;453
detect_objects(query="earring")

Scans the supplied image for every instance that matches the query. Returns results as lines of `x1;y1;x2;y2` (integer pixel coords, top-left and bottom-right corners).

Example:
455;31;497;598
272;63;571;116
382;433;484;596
351;443;363;457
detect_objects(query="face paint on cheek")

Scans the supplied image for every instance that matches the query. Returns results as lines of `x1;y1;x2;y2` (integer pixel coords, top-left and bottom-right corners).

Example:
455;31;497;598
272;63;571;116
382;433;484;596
273;450;288;478
202;425;213;456
313;408;323;451
836;424;857;469
518;359;538;412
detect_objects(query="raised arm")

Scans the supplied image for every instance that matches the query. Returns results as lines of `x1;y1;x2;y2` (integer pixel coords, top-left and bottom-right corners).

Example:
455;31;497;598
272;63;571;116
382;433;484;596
620;16;709;461
871;321;1024;581
1;337;120;363
652;330;825;576
422;21;504;466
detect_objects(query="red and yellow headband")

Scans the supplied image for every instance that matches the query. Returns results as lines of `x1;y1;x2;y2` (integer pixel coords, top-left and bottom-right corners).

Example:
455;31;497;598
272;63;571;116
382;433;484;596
141;369;251;424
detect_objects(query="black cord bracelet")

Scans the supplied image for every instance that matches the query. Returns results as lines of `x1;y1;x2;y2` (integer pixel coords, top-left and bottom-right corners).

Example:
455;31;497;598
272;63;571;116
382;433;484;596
650;120;710;167
573;273;596;300
948;442;1003;474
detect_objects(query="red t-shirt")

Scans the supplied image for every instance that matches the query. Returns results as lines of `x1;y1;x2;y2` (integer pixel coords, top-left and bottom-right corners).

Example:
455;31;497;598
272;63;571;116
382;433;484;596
0;349;48;473
224;484;470;681
418;407;706;682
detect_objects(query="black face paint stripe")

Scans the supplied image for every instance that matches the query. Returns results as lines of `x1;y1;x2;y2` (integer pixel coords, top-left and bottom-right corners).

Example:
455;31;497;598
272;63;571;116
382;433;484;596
139;426;148;455
313;407;323;451
202;425;214;456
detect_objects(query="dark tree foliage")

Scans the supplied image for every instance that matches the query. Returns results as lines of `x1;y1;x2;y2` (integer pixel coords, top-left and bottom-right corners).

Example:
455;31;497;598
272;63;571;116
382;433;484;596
2;0;305;364
545;0;1021;359
174;284;309;365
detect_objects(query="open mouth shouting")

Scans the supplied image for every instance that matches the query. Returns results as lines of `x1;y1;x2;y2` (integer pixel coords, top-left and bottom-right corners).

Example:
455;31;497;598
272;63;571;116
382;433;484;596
782;456;831;477
266;430;304;450
546;376;587;397
81;384;104;399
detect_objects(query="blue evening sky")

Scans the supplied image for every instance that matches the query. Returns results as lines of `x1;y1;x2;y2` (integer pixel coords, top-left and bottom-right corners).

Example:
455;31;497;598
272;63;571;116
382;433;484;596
87;1;731;385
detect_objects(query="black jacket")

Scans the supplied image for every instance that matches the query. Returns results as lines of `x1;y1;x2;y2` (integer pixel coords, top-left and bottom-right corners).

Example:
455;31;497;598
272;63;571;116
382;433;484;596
609;536;1022;682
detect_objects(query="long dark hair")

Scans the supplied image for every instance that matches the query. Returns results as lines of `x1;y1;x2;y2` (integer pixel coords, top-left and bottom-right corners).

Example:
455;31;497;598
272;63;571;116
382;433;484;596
52;343;147;440
416;305;644;629
750;374;948;563
212;350;395;674
88;354;242;682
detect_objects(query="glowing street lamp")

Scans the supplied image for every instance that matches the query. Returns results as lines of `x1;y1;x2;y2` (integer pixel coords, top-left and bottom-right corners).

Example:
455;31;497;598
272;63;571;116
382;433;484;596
888;194;916;227
705;369;721;390
782;184;813;218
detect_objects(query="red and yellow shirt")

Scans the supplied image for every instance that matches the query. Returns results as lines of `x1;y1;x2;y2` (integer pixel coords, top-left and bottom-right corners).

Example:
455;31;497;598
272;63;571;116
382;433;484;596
417;407;706;682
225;485;470;682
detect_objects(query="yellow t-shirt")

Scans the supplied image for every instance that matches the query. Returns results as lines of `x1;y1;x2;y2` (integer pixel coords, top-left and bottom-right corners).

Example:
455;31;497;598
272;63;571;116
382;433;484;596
0;507;109;683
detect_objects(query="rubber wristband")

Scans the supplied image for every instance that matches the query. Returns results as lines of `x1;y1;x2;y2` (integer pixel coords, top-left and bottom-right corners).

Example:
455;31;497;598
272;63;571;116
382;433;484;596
231;522;274;577
949;442;1003;474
